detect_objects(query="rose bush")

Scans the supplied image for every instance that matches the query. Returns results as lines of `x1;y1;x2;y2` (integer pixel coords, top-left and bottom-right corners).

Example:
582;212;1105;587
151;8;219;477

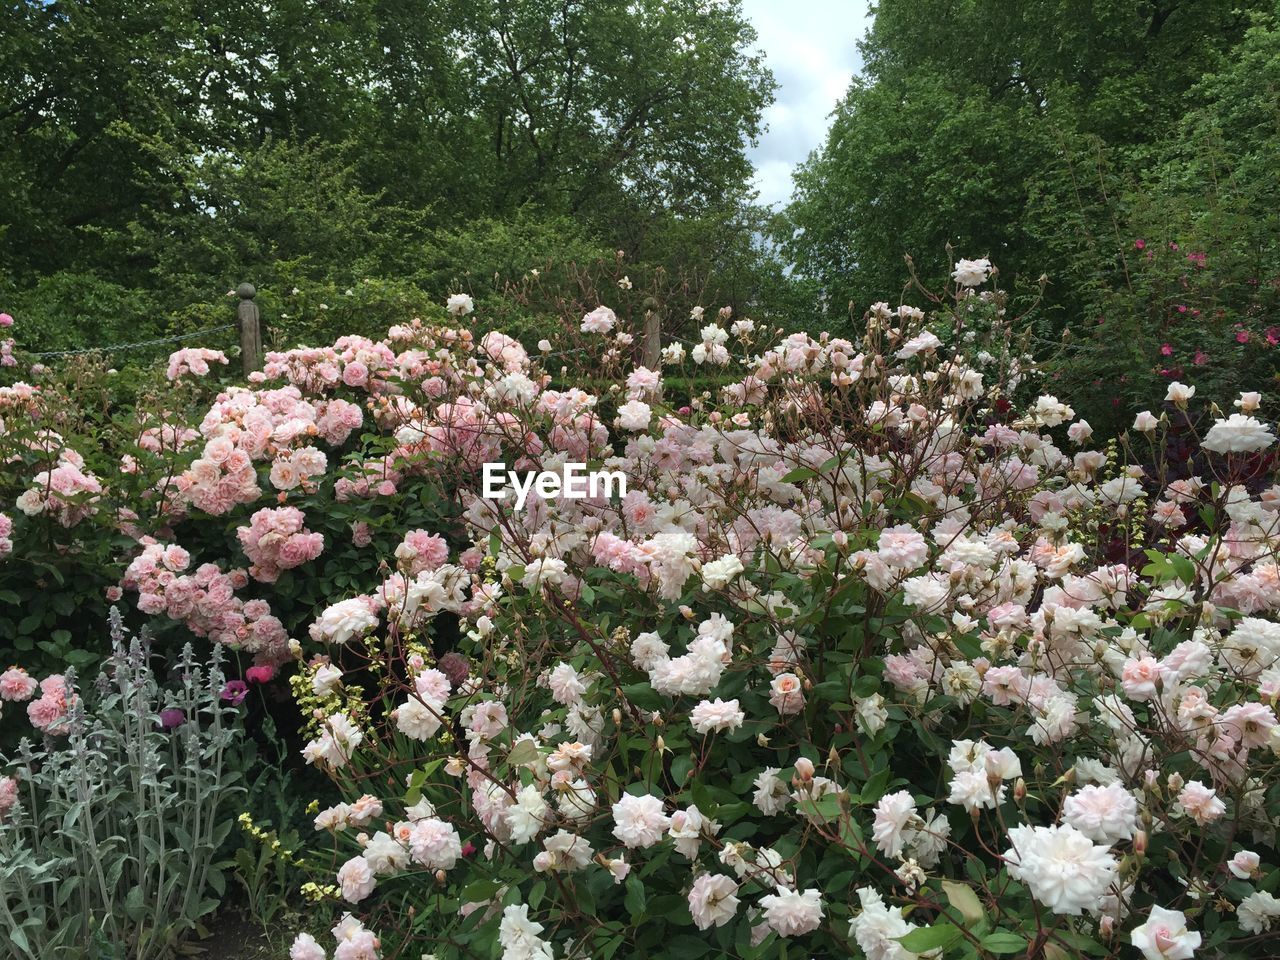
3;260;1280;959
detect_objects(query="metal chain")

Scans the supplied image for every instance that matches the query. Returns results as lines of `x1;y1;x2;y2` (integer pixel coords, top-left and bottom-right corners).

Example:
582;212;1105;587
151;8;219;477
30;324;237;359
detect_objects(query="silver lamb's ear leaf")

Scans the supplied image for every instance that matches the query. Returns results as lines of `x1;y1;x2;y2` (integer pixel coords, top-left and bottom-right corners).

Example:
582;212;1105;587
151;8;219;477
124;884;147;921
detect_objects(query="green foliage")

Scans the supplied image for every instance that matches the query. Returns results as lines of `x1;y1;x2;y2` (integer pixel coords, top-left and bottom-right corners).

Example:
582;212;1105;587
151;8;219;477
0;617;245;960
0;0;786;350
786;0;1280;421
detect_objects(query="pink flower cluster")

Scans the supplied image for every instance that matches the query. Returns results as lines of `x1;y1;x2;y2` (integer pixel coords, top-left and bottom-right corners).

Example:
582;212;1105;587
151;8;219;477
0;311;14;368
262;335;398;394
122;541;289;662
394;529;449;576
15;453;103;527
0;512;12;558
237;506;324;582
175;385;362;515
166;347;229;381
26;674;73;735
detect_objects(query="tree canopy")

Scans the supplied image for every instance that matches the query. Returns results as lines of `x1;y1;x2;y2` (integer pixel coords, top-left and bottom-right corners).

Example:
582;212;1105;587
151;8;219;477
0;0;777;346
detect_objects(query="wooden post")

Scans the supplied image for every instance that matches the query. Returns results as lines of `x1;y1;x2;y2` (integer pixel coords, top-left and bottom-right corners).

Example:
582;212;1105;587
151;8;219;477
640;296;662;370
236;282;262;376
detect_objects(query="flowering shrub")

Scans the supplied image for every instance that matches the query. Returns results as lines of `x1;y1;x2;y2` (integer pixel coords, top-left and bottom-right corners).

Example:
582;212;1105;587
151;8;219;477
167;347;229;381
7;258;1280;959
235;261;1280;959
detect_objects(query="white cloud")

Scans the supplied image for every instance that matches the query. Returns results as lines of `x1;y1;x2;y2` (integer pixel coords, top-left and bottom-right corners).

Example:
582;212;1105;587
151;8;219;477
741;0;871;208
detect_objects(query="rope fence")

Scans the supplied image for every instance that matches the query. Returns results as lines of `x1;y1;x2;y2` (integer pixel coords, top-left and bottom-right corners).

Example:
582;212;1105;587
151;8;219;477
22;285;711;372
30;324;237;359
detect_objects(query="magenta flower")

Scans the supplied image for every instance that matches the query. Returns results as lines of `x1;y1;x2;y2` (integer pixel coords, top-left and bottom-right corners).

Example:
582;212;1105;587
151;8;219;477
245;664;276;684
220;680;249;705
0;313;12;327
159;708;186;730
1237;331;1250;344
1134;239;1145;250
1159;343;1173;357
1194;350;1209;365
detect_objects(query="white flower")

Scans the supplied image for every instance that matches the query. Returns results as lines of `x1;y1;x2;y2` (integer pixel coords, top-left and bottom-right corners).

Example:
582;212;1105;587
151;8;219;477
522;557;567;590
289;932;326;960
611;793;670;848
506;785;549;844
1222;617;1280;677
533;830;594;873
498;903;554;960
768;673;805;715
395;695;443;740
896;330;942;359
580;306;617;334
362;831;409;874
312;663;343;696
871;790;917;859
1131;905;1201;960
849;887;919;960
547;662;586;705
630;631;669;670
446;293;474;316
406;817;462;870
753;767;790;815
15;489;43;516
1201;414;1275;454
759;887;824;937
688;873;740;930
301;712;364;770
337;855;376;903
1062;783;1137;844
615;399;652;431
310;598;379;645
690;698;745;734
701;553;744;590
1004;824;1118;915
952;258;992;287
1133;410;1159;433
1165;382;1195;407
668;804;718;858
1235;391;1262;413
1238;890;1280;934
855;694;888;734
1228;850;1260;880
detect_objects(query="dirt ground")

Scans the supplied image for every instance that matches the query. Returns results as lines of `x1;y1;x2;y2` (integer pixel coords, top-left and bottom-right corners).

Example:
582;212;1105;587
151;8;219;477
193;911;273;960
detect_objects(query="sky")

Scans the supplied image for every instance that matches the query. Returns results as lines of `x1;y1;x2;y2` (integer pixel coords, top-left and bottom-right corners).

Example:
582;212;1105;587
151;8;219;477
741;0;872;209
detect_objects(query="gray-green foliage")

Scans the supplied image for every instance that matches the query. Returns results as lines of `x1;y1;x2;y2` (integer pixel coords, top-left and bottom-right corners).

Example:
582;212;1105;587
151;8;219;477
0;610;243;959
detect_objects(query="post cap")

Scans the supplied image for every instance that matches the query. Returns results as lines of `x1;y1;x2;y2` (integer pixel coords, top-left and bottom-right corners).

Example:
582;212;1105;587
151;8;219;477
236;282;257;300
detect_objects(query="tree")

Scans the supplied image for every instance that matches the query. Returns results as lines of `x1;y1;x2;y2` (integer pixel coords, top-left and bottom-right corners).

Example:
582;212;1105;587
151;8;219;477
1;0;776;304
784;0;1268;325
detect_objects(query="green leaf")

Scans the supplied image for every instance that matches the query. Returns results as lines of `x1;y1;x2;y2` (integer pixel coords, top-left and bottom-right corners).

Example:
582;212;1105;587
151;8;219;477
661;936;709;957
780;466;817;483
942;879;984;925
898;923;961;952
624;875;647;919
507;739;540;767
461;879;504;902
125;884;147;921
982;931;1027;954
